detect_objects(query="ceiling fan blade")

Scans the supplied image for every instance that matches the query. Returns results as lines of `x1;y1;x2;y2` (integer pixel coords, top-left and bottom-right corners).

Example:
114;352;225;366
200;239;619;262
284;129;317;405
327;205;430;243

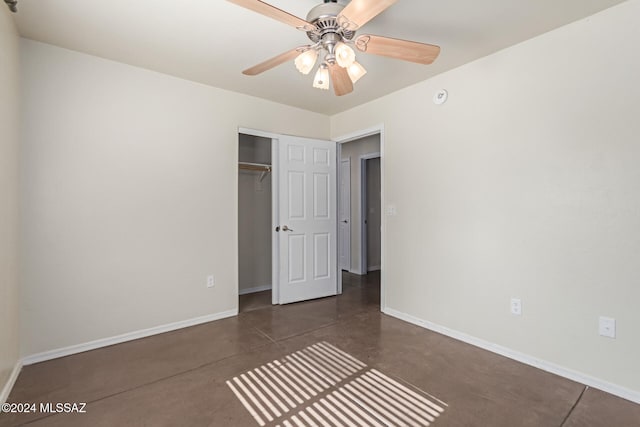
243;48;303;76
338;0;398;30
328;63;353;97
355;34;440;65
227;0;313;31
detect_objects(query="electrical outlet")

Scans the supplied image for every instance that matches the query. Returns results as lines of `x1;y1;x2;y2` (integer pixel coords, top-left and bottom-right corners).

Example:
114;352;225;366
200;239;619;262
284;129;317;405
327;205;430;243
207;275;215;288
599;316;616;338
510;298;522;316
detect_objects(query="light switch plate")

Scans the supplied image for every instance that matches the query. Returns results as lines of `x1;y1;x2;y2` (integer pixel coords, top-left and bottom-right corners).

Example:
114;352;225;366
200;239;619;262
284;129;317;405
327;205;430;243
510;298;522;316
599;316;616;338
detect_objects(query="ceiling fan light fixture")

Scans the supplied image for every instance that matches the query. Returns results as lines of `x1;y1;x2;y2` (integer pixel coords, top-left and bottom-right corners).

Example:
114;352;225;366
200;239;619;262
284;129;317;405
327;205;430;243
347;61;367;84
313;64;330;90
294;49;319;75
335;42;356;68
228;0;441;97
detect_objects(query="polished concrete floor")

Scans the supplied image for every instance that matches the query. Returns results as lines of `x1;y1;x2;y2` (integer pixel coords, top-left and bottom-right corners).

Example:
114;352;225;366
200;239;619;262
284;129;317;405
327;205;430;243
2;271;639;426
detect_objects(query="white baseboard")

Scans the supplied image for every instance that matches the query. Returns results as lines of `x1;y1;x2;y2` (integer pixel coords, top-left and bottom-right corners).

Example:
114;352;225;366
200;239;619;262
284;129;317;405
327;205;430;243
368;265;381;272
239;284;272;295
0;359;22;404
349;269;365;275
382;307;640;405
22;309;238;366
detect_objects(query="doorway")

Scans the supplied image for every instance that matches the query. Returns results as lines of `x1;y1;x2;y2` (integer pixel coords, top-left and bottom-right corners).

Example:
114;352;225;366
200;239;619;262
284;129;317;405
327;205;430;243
238;133;273;311
238;129;339;309
336;126;384;308
337;133;381;275
361;155;381;273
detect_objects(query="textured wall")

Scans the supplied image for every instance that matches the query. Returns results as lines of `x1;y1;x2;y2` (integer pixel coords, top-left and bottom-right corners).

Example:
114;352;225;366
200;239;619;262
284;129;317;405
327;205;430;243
20;40;328;355
0;6;20;399
332;1;640;394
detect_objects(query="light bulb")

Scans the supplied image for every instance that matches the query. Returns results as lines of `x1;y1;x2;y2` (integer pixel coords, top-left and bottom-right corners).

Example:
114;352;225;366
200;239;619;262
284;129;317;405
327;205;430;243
294;49;318;75
313;64;330;90
335;43;356;68
347;61;367;83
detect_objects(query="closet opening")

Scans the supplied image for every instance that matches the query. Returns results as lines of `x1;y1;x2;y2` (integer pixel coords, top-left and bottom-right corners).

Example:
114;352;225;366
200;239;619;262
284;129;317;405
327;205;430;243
238;133;273;312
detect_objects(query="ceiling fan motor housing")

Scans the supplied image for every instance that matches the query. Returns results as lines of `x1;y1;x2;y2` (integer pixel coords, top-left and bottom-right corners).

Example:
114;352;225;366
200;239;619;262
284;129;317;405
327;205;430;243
305;1;355;45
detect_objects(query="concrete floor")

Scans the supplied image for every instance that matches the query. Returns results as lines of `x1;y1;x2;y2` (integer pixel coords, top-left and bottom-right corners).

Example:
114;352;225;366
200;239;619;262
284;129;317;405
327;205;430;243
1;271;639;426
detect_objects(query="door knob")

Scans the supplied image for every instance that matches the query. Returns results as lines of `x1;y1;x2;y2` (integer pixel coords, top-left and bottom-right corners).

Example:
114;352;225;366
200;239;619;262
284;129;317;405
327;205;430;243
342;220;348;223
282;225;294;232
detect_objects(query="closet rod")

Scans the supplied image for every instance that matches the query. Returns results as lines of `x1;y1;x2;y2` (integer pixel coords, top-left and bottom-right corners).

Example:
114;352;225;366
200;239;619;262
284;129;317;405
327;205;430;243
239;162;271;182
238;162;271;172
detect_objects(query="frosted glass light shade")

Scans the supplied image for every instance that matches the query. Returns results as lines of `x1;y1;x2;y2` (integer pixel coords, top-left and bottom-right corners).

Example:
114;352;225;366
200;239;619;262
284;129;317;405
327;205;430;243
347;61;367;83
313;65;330;90
295;49;318;75
335;43;356;68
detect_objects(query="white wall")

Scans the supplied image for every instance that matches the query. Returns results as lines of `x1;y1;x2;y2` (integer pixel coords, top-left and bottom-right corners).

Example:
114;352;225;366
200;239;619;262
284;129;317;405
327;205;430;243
331;0;640;395
340;135;380;273
0;7;21;398
19;39;329;356
238;135;272;293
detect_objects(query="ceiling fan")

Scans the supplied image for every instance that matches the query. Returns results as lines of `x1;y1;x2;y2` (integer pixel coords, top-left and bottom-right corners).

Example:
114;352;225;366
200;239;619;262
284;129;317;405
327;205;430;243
227;0;440;96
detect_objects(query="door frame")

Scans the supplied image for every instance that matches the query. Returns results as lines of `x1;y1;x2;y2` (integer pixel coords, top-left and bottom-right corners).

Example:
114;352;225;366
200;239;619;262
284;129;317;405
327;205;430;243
237;126;384;309
359;152;381;275
335;124;386;310
238;127;340;306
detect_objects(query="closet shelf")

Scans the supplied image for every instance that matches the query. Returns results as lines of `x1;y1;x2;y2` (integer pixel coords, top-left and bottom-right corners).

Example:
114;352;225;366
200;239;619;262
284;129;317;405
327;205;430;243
239;162;271;182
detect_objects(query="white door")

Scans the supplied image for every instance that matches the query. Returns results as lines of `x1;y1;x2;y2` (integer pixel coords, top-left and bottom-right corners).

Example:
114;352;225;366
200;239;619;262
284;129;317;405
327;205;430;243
278;135;338;304
338;159;351;271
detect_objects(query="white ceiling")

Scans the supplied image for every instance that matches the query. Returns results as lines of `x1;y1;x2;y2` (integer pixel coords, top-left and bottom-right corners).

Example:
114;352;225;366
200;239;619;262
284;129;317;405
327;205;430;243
12;0;627;115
